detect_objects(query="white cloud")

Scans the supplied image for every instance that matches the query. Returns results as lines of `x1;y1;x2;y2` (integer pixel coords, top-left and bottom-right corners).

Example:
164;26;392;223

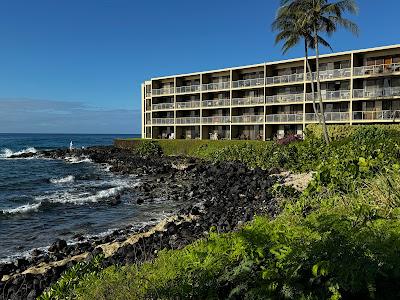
0;98;140;134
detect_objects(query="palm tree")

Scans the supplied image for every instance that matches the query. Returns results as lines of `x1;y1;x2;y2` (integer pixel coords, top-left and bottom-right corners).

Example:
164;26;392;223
274;0;359;144
272;6;332;126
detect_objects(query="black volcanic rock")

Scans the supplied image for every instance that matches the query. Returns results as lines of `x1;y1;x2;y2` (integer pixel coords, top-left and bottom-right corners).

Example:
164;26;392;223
48;239;67;253
1;146;280;300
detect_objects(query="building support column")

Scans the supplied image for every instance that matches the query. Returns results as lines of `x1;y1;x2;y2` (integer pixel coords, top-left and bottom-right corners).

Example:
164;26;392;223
302;58;307;137
200;75;203;140
350;52;354;125
229;70;233;140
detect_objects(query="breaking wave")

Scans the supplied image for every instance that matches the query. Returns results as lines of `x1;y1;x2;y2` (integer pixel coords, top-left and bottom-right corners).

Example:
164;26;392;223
49;175;75;184
0;147;37;159
64;156;92;164
1;203;41;215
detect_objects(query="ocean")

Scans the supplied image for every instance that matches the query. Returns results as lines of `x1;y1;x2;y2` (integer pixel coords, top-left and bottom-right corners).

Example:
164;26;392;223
0;133;169;261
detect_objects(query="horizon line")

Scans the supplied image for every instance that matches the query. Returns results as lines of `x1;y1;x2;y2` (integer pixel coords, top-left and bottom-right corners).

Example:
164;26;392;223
0;132;140;135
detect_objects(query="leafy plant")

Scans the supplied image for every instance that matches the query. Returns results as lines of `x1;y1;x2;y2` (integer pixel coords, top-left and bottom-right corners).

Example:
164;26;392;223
38;255;104;300
134;140;162;157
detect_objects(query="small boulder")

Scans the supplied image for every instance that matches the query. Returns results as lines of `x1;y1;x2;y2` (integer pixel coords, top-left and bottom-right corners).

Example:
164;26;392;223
48;239;67;253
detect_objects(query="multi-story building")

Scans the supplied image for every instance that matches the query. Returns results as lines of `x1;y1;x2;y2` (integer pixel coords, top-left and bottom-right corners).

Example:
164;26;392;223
141;44;400;140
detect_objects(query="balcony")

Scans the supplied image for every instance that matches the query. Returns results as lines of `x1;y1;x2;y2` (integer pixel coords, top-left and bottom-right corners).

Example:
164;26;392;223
202;99;231;107
305;112;349;122
353;110;400;121
202;116;230;124
152;103;175;111
232;78;265;89
152;118;175;125
353;63;400;76
231;115;265;124
176;85;201;94
231;97;264;106
201;81;230;91
266;73;304;85
306;90;351;102
176;101;200;109
266;113;303;123
307;68;351;81
266;93;303;104
353;87;400;99
152;87;175;96
175;117;201;124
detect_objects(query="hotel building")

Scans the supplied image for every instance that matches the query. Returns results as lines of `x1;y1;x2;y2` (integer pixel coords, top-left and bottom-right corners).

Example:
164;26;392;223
141;44;400;140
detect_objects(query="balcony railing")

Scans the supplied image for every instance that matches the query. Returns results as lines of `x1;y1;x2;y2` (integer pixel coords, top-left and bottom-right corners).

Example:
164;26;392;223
231;97;264;106
201;81;230;91
305;112;349;122
176;101;200;109
353;63;400;76
266;93;304;104
306;90;351;102
152;118;175;125
353;110;400;121
266;73;304;85
152;103;175;110
176;85;201;94
353;87;400;99
232;78;265;88
152;87;175;96
307;68;351;80
202;99;231;107
231;115;265;123
266;113;303;123
202;116;230;124
175;117;201;124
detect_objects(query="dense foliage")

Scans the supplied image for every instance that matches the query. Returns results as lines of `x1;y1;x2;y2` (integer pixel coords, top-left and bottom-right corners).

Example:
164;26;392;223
43;125;400;299
38;255;104;300
133;140;162;157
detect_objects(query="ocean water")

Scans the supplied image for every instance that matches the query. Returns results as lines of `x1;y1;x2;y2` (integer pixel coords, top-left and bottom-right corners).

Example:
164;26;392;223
0;133;171;261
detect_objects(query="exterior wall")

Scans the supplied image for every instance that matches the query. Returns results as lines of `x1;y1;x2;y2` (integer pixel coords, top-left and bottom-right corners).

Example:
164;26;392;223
141;44;400;140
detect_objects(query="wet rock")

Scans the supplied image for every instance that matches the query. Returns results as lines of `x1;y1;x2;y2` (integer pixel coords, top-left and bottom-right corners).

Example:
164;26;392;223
48;239;67;253
26;289;38;300
110;194;122;206
31;249;42;257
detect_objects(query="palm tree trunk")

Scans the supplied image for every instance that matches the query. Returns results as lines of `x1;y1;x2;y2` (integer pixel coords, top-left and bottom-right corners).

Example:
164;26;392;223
304;40;321;124
314;26;330;144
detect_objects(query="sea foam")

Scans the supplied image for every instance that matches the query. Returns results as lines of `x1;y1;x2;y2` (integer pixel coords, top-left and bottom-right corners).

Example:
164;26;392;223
50;175;75;184
0;147;38;159
1;203;41;215
64;156;92;164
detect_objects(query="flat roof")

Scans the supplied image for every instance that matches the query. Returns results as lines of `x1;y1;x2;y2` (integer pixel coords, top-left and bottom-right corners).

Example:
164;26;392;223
148;44;400;81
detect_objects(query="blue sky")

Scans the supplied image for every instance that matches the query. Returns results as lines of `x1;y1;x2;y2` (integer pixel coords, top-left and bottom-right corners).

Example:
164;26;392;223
0;0;399;134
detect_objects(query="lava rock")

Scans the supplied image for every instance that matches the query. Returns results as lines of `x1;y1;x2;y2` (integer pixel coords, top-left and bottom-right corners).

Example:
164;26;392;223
48;239;67;253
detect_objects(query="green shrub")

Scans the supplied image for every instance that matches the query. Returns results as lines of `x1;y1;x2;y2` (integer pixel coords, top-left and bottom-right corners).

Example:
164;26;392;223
305;124;400;140
66;173;400;299
38;255;104;300
134;140;162;157
157;139;265;157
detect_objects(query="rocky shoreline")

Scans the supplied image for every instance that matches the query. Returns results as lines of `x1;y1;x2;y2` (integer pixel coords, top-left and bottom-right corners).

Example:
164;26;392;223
0;146;280;300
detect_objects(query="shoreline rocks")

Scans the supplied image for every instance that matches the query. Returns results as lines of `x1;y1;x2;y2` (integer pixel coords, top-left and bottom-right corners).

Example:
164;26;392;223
0;146;279;300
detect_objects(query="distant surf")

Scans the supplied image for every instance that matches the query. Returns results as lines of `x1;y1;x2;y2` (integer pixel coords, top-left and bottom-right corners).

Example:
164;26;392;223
0;147;37;159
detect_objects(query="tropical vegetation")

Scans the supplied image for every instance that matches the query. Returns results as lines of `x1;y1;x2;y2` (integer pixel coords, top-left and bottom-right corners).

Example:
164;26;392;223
41;125;400;299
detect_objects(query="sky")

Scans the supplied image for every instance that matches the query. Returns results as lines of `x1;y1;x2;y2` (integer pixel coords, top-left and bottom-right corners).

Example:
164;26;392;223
0;0;399;134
